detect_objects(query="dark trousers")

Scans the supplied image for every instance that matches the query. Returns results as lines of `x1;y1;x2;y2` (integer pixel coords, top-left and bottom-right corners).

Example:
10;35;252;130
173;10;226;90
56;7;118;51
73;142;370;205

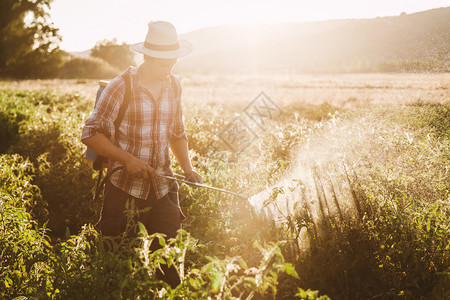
96;181;183;288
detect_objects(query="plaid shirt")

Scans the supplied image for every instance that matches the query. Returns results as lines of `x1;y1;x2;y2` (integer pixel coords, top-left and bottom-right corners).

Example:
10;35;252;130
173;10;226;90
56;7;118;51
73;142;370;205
81;66;185;200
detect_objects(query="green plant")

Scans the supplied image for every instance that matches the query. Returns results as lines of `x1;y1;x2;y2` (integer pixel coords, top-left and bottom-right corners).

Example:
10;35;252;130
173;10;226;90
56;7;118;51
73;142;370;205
1;79;448;299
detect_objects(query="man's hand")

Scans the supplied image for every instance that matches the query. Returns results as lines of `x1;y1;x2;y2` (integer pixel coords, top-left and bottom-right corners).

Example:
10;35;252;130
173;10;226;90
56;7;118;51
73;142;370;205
125;155;155;180
82;134;155;180
170;138;202;186
184;170;203;185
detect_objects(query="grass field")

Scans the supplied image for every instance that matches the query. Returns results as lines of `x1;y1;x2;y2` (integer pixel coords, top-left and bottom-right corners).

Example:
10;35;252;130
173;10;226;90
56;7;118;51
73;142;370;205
2;72;448;106
0;72;449;299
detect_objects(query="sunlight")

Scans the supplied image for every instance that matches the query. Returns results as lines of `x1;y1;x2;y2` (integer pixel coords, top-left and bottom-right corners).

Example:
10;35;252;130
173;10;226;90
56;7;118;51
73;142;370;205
49;0;449;51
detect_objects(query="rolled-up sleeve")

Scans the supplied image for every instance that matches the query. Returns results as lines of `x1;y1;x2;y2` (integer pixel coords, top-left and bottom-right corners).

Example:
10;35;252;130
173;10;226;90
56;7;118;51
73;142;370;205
172;100;186;140
171;81;187;141
81;76;125;142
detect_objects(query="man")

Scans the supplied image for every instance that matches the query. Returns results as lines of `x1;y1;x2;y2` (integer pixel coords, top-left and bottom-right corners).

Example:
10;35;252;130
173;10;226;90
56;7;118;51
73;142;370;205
81;21;202;287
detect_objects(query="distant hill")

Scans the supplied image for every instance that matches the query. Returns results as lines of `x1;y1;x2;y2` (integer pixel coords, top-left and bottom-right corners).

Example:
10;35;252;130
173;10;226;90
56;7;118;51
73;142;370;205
177;7;450;73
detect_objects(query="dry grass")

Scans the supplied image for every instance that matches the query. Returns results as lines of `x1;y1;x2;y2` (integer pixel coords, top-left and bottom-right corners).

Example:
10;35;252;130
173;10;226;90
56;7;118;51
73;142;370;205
1;73;448;110
179;72;450;109
0;79;99;100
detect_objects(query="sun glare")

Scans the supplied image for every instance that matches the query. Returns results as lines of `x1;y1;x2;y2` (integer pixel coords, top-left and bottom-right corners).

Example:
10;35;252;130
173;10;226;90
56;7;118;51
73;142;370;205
50;0;449;51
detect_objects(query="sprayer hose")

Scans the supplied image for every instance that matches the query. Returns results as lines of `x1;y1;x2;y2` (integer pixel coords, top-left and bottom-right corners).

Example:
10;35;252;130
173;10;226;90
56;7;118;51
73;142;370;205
93;166;125;201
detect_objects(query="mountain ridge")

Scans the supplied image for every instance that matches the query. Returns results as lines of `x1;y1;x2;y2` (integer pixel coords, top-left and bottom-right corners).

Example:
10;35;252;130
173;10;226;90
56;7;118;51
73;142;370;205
70;7;450;73
177;7;449;73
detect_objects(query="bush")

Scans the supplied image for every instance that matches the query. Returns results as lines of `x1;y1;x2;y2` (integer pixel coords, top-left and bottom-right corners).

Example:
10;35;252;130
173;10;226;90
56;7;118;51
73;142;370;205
58;56;119;79
1;89;98;236
91;38;136;71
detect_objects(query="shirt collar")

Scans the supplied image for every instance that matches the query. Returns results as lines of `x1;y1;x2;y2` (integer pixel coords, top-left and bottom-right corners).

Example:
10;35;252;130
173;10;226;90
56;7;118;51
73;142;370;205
136;65;170;91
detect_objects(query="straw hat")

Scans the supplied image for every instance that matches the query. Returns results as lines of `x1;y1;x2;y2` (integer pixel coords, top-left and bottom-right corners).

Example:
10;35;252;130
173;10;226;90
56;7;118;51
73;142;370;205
130;21;192;59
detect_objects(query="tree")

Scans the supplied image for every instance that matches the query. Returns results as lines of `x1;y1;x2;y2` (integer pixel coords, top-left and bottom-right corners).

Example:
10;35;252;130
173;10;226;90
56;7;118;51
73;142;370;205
91;39;136;71
0;0;63;78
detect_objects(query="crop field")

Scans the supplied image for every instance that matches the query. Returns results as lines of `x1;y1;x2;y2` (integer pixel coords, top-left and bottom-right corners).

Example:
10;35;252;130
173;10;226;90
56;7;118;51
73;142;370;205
0;72;449;299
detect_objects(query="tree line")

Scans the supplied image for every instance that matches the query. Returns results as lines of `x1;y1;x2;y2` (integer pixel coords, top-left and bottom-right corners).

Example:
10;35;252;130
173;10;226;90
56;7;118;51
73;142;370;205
0;0;135;79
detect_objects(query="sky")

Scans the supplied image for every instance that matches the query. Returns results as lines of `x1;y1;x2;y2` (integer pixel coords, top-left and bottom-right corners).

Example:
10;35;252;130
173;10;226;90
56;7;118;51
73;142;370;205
49;0;450;52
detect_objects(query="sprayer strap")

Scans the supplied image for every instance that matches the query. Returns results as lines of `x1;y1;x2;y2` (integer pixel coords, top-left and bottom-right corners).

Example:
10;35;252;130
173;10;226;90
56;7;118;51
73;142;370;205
113;73;132;136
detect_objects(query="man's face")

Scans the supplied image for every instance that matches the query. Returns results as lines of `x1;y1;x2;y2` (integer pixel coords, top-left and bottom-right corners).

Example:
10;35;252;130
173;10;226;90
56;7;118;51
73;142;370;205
143;56;177;80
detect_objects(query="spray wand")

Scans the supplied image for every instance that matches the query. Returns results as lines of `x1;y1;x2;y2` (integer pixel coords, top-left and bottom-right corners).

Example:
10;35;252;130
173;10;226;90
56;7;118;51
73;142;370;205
157;173;249;200
93;166;248;201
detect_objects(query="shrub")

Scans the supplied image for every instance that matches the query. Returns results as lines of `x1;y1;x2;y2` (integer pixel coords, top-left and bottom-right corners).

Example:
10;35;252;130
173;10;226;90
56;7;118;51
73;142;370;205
91;38;136;71
58;56;119;79
1;89;98;236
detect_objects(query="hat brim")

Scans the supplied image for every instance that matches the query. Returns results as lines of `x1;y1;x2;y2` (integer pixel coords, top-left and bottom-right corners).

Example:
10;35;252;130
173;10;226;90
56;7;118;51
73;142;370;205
130;40;192;59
